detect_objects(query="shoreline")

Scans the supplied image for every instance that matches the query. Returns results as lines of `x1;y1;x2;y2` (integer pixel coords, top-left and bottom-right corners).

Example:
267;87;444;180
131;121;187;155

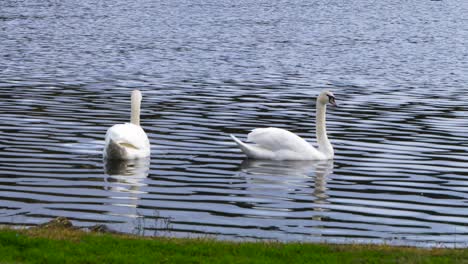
0;218;466;263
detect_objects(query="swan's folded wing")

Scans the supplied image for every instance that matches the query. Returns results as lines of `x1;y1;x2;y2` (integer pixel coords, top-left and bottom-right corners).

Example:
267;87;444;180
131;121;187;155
247;127;318;153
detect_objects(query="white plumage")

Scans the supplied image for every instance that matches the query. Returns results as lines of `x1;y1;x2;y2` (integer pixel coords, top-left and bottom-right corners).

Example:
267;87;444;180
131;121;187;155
231;128;324;160
231;90;336;161
103;90;150;160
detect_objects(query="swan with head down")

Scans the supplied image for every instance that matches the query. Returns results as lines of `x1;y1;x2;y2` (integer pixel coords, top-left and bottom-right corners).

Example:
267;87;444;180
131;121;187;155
231;90;336;161
103;90;150;160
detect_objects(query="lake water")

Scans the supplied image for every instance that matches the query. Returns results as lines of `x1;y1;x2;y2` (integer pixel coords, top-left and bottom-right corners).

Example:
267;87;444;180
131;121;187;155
1;0;468;247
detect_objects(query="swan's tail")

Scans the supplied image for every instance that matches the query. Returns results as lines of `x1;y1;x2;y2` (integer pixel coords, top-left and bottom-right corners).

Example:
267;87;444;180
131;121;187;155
230;134;247;149
231;134;245;148
231;134;278;160
230;134;259;158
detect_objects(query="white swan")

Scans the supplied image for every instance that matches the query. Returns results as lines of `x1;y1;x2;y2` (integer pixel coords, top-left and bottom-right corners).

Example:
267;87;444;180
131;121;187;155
231;90;336;161
103;90;150;160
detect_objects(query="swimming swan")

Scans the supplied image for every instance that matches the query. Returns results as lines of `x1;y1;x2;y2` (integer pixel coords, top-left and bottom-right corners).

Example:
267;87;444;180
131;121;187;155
231;90;336;161
103;90;150;160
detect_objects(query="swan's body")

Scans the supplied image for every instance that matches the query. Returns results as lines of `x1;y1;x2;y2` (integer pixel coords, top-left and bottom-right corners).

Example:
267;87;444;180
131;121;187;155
231;90;336;161
103;90;150;160
231;128;326;160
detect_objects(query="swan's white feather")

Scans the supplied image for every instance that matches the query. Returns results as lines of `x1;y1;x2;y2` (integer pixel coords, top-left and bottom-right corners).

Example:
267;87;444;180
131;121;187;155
104;123;150;160
232;127;325;161
231;90;335;161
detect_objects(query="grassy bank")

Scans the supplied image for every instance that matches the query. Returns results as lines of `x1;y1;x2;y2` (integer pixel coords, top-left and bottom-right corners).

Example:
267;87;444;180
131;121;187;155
1;226;467;263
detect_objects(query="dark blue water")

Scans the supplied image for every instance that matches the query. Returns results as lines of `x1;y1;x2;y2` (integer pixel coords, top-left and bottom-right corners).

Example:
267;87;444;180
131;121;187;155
1;0;468;247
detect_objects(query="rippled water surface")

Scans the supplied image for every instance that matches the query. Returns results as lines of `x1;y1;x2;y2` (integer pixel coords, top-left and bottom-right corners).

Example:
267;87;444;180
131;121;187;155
1;0;468;247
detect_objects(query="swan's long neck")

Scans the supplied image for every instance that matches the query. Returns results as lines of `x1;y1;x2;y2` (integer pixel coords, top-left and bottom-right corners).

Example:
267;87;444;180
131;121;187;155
316;101;334;159
130;90;141;126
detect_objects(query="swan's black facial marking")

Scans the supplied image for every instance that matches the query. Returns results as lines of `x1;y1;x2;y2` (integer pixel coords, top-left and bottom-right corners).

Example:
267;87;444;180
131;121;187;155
327;94;337;107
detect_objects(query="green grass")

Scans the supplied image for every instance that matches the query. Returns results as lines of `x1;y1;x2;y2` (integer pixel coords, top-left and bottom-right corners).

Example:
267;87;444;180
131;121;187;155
1;227;468;264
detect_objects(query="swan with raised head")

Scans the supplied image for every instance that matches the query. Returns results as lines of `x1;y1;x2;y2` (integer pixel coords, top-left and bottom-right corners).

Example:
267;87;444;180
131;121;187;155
103;90;150;160
231;90;336;161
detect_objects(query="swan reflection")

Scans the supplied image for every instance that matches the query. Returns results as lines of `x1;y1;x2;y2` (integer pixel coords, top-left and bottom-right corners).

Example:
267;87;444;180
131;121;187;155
241;159;333;178
240;159;333;220
104;157;150;196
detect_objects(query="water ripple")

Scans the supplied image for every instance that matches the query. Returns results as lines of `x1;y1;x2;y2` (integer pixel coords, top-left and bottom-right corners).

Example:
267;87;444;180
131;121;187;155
1;0;468;247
